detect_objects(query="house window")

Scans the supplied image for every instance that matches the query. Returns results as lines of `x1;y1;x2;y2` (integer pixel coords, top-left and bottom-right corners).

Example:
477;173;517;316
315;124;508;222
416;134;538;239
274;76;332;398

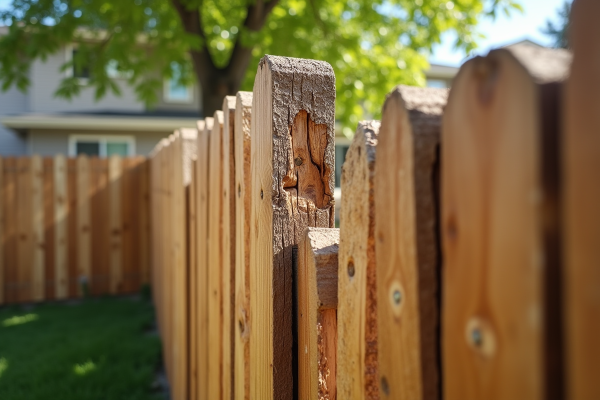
164;62;193;103
69;135;135;157
65;45;131;80
71;48;91;79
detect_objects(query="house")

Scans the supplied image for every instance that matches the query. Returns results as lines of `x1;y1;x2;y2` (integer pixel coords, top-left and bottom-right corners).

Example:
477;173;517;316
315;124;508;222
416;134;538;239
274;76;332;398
0;26;201;158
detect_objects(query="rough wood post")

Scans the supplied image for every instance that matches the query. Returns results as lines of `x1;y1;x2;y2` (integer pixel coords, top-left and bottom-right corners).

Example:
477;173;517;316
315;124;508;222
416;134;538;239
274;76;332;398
337;120;380;399
234;91;252;400
249;55;336;400
31;155;44;301
222;95;237;400
188;157;198;400
376;86;447;400
108;155;123;294
442;46;569;400
77;155;91;296
564;0;600;397
208;111;225;400
298;227;339;400
196;117;211;400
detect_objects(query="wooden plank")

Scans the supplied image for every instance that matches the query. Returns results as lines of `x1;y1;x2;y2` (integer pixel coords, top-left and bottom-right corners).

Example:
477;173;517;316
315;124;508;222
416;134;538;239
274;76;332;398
4;158;17;303
43;158;55;300
196;118;211;400
234;91;253;400
250;56;336;400
54;155;68;299
188;158;198;400
375;86;446;400
121;158;134;292
139;159;150;286
67;158;78;297
564;0;600;397
298;227;339;400
16;157;32;302
31;155;44;302
91;157;109;296
221;95;236;400
108;155;123;294
77;155;91;296
208;111;225;400
441;48;568;400
0;157;3;304
337;120;380;399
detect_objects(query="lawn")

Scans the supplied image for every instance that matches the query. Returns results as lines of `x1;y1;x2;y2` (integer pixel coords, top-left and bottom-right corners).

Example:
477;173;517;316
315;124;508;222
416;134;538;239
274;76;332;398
0;295;164;400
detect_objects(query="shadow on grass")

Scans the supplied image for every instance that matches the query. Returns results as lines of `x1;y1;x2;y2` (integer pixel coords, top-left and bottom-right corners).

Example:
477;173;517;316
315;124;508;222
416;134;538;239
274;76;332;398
0;296;164;400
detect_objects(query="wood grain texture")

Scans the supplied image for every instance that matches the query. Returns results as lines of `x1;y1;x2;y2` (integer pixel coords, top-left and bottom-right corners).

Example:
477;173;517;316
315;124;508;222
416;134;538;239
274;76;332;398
31;155;44;301
91;157;109;296
234;91;252;400
222;95;236;400
189;158;198;400
376;86;447;400
441;49;567;400
4;158;17;303
54;155;68;299
43;158;55;300
208;111;225;400
67;158;78;297
249;56;336;400
77;155;91;296
196;118;211;400
337;120;380;400
298;227;339;400
17;157;32;301
564;0;600;398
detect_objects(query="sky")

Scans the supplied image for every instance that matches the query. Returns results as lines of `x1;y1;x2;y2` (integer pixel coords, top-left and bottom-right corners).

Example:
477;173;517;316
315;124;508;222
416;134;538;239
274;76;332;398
430;0;567;66
0;0;566;67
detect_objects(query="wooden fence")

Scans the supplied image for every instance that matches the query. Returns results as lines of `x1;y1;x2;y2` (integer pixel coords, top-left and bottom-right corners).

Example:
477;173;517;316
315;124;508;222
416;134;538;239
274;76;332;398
0;155;150;304
150;1;600;398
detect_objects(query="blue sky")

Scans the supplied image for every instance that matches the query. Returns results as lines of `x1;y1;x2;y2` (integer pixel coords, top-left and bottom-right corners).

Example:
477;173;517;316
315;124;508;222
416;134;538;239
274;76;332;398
0;0;566;67
431;0;567;66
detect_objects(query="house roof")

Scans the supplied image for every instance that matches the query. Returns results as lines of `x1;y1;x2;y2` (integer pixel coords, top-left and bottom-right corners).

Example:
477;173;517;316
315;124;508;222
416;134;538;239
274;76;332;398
1;111;199;132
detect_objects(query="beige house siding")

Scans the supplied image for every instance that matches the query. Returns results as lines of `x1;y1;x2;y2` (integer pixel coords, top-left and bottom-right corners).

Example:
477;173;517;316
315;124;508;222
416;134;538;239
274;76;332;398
29;129;169;156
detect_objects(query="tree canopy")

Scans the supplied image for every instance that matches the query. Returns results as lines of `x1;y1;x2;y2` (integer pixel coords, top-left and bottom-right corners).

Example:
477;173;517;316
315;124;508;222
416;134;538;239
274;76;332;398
0;0;522;132
541;1;571;49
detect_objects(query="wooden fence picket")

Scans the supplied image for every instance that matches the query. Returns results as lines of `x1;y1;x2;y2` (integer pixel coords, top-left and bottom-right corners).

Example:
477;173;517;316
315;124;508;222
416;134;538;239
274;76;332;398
337;120;380;399
249;56;336;400
4;158;17;303
298;227;340;400
77;155;91;296
31;155;44;301
54;155;68;299
234;91;253;400
441;47;569;400
196;118;211;400
564;0;600;397
108;155;123;294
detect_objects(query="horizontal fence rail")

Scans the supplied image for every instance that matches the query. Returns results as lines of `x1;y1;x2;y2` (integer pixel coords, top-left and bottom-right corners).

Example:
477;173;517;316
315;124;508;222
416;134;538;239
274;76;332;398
0;155;150;304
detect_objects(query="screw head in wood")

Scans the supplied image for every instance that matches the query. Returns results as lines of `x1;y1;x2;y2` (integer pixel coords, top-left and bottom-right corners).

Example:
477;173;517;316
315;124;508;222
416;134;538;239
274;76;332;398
347;260;355;277
294;157;303;166
380;376;390;396
393;289;402;305
471;327;483;347
260;189;264;199
238;184;241;198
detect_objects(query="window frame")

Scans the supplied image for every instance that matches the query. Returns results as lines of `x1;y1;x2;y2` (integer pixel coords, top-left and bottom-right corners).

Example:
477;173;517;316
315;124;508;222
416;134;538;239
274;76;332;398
68;134;136;157
163;62;194;104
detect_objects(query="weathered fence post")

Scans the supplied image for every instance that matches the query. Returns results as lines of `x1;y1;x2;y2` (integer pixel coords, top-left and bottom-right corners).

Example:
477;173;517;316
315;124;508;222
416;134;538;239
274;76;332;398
442;46;569;399
337;120;380;399
196;117;211;400
208;111;225;400
564;0;600;397
298;227;339;400
249;55;336;399
376;86;447;400
234;91;252;400
76;155;91;296
31;155;44;301
222;96;237;400
108;155;123;294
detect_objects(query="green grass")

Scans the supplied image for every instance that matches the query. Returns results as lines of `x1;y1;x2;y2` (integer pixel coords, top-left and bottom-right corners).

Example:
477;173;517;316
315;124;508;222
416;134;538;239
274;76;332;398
0;296;163;400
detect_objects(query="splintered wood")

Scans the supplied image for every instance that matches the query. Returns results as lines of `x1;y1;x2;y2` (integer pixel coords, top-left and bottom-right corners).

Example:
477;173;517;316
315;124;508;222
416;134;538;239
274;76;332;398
442;46;569;400
337;120;380;399
234;91;253;400
250;55;336;400
564;0;600;398
298;227;339;400
376;86;447;400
